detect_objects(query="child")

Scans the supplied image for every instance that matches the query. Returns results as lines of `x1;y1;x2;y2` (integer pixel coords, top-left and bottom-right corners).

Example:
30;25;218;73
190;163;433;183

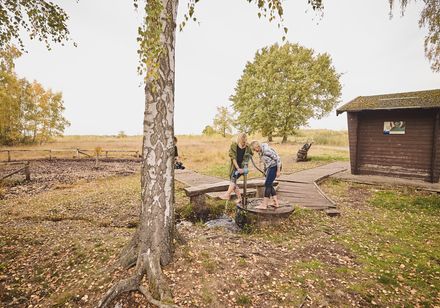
174;136;185;170
250;140;281;209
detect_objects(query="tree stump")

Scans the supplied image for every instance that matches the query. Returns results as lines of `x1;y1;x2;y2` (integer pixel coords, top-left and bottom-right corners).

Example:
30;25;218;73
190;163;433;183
296;142;313;162
236;198;294;228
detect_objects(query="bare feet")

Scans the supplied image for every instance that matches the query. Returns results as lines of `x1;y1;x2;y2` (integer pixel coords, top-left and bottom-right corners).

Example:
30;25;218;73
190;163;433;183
271;196;281;208
254;204;268;210
269;204;281;208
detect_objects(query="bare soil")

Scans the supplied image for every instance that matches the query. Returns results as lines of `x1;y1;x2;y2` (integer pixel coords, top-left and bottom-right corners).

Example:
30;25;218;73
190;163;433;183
0;159;140;199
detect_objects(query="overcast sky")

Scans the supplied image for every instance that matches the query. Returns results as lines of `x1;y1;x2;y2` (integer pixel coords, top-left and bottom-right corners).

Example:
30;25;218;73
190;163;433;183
14;0;439;135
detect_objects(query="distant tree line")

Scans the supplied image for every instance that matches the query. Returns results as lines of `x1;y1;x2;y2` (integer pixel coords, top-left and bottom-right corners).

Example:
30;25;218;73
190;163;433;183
0;47;70;145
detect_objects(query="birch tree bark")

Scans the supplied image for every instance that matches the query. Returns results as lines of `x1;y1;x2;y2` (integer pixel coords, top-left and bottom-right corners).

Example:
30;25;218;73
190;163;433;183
99;0;179;306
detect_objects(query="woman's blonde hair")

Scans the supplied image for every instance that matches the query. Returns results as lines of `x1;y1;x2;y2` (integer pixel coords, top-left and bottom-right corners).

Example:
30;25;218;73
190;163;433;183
237;132;247;144
250;140;260;149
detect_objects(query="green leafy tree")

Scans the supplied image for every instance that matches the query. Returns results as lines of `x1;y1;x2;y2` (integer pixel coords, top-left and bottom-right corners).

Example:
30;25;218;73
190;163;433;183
2;0;438;306
213;106;234;137
202;125;216;136
232;43;342;143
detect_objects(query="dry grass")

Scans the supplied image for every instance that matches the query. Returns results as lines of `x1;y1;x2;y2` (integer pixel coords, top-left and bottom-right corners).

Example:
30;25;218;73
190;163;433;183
178;134;348;178
0;130;348;164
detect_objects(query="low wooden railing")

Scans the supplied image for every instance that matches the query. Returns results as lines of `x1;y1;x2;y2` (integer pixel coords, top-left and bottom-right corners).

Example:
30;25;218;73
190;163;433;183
0;161;31;181
0;149;141;162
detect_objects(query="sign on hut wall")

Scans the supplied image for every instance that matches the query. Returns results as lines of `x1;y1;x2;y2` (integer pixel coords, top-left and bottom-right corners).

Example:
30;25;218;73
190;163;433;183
384;121;406;135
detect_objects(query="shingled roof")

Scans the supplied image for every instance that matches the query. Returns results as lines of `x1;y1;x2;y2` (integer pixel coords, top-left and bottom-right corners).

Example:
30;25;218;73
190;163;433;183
337;89;440;115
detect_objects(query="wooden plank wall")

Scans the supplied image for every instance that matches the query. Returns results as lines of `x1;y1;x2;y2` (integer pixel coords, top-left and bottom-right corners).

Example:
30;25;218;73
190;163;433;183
346;112;359;174
433;109;440;182
355;109;436;181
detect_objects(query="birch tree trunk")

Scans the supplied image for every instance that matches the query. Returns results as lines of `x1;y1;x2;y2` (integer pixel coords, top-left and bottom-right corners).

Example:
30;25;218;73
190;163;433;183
99;0;179;305
137;0;178;294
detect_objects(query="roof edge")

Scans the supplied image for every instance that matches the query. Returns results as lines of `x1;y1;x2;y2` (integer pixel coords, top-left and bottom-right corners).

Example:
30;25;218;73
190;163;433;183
337;105;440;115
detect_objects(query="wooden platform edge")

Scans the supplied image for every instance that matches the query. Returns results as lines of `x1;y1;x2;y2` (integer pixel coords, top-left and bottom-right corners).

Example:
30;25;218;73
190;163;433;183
183;180;279;197
331;174;440;193
313;166;348;211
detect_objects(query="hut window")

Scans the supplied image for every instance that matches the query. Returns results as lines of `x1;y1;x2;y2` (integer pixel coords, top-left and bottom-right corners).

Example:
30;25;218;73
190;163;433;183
384;121;406;135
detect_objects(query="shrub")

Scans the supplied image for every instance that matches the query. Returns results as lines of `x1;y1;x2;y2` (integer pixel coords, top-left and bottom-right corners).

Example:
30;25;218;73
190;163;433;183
117;131;127;138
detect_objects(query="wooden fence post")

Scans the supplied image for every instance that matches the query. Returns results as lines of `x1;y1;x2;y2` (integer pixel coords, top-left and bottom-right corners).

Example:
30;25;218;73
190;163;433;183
7;151;11;162
24;162;31;181
49;150;52;160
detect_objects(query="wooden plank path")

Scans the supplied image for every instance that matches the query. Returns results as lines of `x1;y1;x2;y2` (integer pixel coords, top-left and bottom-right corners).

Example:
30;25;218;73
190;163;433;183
278;162;349;184
277;162;349;211
175;162;349;213
174;169;221;187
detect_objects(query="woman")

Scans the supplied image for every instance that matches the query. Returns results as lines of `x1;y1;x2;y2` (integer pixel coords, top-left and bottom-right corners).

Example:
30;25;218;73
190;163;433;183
222;133;253;203
250;140;281;209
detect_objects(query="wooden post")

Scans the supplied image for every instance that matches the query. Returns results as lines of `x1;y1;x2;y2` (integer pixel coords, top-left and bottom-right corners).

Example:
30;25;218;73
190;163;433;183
24;162;30;181
431;110;439;183
190;195;206;209
7;150;11;162
256;186;265;198
243;165;248;208
49;150;52;160
76;149;80;159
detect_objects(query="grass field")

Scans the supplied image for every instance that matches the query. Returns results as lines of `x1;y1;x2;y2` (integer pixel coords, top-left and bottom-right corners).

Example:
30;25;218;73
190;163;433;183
0;175;438;306
1;132;439;307
0;130;349;177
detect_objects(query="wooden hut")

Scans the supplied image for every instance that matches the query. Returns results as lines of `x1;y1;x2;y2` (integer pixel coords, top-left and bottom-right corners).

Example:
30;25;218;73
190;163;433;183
337;89;440;183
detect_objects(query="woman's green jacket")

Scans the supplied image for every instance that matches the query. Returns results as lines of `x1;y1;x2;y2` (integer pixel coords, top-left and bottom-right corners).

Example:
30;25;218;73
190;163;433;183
228;142;253;175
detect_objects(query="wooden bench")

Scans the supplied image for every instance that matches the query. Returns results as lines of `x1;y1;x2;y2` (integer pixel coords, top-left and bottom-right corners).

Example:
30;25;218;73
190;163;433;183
183;179;278;207
206;188;257;200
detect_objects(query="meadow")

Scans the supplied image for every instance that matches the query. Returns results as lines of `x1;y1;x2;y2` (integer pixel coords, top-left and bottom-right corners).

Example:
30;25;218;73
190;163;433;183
0;131;439;307
0;129;349;177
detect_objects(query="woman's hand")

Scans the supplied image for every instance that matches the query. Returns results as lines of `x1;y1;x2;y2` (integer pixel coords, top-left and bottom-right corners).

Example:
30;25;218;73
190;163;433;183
276;169;280;178
238;168;244;174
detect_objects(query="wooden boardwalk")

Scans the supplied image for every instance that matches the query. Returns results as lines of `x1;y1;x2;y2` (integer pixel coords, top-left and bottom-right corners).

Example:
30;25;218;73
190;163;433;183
175;162;349;212
277;162;348;211
175;169;221;187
